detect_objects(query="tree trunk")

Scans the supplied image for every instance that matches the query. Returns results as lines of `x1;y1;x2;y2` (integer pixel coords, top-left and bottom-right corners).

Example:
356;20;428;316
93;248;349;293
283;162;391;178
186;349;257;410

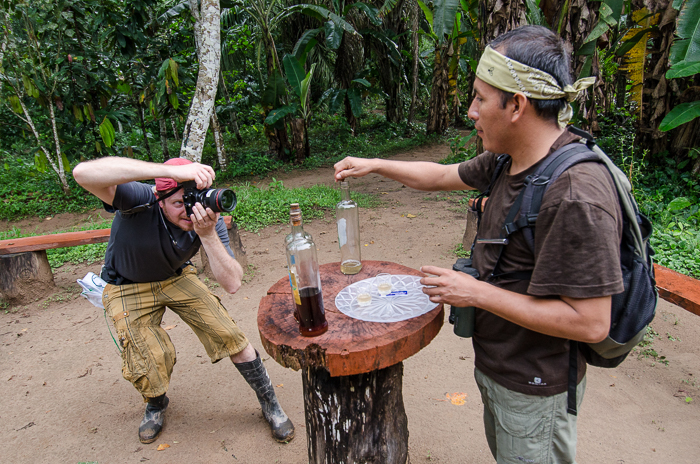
137;103;153;161
426;43;452;135
540;0;601;132
159;119;170;161
370;0;407;124
219;72;243;143
478;0;528;44
334;20;364;135
171;118;179;142
408;0;420;124
290;117;306;163
302;363;409;464
210;111;227;170
181;0;221;162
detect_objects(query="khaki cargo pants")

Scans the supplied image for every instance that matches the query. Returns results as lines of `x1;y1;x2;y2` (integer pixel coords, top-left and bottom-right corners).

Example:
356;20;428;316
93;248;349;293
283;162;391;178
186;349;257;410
102;265;249;399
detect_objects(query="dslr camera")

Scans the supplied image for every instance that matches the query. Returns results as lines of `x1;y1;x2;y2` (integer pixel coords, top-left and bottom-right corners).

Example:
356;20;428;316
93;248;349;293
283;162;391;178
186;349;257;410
448;258;480;338
181;181;237;217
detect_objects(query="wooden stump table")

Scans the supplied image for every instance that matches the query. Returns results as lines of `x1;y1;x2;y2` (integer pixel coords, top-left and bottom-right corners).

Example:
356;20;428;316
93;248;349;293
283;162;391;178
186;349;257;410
258;260;444;464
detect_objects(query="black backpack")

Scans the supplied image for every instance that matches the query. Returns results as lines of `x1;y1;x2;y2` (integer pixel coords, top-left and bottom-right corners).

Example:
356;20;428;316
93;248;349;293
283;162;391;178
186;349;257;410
472;127;658;415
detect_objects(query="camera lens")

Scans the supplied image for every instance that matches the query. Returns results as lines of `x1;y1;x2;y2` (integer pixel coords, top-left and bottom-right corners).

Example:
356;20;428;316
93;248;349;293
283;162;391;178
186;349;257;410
217;189;236;212
202;188;236;212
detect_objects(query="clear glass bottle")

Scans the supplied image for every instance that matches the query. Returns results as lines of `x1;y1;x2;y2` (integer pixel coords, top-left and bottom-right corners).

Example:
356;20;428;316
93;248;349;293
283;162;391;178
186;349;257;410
285;205;328;337
336;181;362;275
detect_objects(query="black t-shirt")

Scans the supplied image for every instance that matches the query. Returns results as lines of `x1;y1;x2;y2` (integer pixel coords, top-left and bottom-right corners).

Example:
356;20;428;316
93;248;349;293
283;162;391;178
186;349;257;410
457;129;624;396
103;182;233;283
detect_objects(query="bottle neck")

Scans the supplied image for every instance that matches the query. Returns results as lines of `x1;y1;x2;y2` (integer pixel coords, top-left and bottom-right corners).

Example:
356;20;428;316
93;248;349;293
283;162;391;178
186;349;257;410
290;222;304;234
340;186;351;201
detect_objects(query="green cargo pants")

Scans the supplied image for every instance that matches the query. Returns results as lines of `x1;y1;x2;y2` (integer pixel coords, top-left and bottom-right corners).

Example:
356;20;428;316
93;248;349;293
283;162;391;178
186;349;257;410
474;368;586;464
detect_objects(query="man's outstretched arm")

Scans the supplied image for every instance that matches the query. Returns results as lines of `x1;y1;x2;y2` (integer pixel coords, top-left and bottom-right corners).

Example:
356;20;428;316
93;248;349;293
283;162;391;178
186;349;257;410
333;157;475;192
73;157;216;205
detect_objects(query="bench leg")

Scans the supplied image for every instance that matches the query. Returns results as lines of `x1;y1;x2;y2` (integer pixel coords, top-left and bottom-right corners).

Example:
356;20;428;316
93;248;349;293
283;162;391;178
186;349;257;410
302;362;409;464
0;251;55;305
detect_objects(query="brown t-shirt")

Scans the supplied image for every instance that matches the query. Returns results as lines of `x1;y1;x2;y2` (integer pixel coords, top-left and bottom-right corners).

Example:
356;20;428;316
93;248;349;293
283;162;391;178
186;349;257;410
457;129;624;396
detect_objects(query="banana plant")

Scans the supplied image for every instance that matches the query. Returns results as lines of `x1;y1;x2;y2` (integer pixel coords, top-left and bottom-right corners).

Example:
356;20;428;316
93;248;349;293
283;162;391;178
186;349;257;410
264;54;316;161
659;0;700;132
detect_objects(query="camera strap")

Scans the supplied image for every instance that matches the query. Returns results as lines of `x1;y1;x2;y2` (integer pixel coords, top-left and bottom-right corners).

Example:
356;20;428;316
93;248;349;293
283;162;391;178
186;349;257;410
120;185;183;215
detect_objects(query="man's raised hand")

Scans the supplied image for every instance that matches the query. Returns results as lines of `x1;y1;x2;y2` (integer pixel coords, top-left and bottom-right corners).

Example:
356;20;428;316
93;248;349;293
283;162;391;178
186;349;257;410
169;162;216;190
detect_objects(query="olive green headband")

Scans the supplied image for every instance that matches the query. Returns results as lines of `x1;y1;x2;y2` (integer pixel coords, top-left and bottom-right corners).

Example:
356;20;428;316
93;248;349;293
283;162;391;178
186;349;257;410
475;45;596;127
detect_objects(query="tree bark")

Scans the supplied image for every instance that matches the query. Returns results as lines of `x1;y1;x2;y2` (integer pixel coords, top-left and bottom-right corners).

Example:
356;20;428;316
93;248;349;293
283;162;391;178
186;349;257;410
170;118;179;142
408;0;420;124
159;119;170;161
137;103;153;161
290;117;306;163
426;43;452;135
210;111;227;170
181;0;221;162
302;363;409;464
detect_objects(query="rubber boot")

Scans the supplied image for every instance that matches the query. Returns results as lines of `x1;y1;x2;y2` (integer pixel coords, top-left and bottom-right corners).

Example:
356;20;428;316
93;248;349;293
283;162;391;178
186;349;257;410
138;394;169;444
234;351;295;443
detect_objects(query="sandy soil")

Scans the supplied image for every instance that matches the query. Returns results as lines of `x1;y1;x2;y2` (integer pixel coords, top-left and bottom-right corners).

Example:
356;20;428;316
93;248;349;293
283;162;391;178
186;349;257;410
1;144;699;464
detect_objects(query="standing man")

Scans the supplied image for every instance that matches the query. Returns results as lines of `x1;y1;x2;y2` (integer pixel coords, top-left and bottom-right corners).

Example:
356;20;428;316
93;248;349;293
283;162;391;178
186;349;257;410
73;157;294;444
334;25;622;463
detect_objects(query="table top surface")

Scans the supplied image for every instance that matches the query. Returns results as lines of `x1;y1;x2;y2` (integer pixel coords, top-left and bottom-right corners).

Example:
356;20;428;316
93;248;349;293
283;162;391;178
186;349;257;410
258;260;444;377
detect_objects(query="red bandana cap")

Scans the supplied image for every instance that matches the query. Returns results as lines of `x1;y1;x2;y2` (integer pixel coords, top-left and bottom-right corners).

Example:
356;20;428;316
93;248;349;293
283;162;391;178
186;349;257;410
155;158;193;192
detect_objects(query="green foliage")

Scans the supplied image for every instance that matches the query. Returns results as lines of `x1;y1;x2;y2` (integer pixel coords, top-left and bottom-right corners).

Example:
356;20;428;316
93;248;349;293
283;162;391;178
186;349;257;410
441;129;476;165
661;0;700;131
597;107;700;278
229;178;379;232
0;155;101;221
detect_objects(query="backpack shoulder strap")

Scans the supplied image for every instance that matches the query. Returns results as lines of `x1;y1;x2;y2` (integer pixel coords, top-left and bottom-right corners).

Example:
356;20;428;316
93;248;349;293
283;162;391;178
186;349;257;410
470;154;511;256
500;143;600;252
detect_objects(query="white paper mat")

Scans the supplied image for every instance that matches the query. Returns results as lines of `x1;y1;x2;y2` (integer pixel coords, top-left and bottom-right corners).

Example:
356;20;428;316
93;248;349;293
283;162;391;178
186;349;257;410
334;275;435;323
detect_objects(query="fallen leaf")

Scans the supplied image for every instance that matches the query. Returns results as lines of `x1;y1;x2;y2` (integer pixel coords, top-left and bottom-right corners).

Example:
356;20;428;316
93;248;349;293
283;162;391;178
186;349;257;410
156;444;170;451
45;217;52;221
164;325;176;331
370;240;375;244
381;192;388;194
21;328;27;332
173;441;179;444
276;384;284;388
406;214;416;218
446;392;467;406
244;297;249;300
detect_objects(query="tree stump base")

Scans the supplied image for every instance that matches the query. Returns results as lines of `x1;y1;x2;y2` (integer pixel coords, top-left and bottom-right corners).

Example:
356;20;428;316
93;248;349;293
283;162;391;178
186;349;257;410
0;251;55;305
303;362;408;464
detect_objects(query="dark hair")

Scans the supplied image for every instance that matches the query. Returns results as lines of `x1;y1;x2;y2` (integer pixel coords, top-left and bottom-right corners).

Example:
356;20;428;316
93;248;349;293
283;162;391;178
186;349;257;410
488;25;573;124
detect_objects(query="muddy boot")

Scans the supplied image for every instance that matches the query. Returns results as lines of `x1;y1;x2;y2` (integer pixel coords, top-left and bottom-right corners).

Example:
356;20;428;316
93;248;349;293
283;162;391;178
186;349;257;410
234;351;295;443
138;394;169;444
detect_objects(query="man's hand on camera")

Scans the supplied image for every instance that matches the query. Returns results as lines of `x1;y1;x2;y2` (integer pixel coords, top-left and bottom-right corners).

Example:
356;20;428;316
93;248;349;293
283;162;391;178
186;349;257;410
420;265;484;307
190;202;219;237
170;163;216;190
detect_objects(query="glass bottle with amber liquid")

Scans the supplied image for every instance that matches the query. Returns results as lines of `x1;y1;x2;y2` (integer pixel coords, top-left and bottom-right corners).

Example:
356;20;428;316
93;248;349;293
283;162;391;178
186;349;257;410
336;181;362;275
285;205;328;337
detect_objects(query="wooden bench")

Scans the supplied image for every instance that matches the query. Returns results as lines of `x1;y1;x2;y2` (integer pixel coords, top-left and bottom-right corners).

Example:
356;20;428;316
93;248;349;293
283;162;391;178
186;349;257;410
0;216;246;305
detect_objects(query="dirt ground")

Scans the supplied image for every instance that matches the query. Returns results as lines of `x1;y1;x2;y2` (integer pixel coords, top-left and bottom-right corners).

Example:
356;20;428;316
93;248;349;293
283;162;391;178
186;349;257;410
1;144;699;464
